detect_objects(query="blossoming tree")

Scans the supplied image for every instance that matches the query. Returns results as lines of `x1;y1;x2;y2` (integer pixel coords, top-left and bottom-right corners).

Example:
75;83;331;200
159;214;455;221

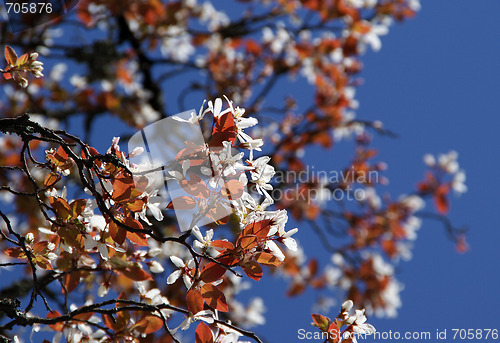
0;0;466;342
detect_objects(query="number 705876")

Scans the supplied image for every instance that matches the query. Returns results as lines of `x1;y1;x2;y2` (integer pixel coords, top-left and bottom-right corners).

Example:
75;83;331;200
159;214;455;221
5;2;53;14
452;329;498;340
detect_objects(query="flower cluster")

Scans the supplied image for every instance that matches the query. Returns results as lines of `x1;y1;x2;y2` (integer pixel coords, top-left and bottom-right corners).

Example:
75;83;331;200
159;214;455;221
1;46;43;88
311;299;376;343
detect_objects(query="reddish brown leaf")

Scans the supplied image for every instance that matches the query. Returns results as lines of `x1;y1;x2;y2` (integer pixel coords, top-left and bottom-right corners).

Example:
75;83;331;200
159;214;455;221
238;235;257;250
201;284;229;312
133;315;164;334
63;271;81;294
112;173;134;202
70;199;87;219
32;241;49;254
124;217;149;246
287;282;306;297
200;262;227;283
221;180;244;200
243;220;272;239
122;265;153;281
311;313;330;331
44;171;61;187
35;256;53;270
243;260;262;281
4;46;17;65
209;112;236;147
81;146;100;159
186;288;204;315
108;221;126;245
180;173;210;198
218;254;239;266
47;311;64;331
382;240;397;258
50;197;72;221
167;196;197;210
102;314;119;331
3;247;25;259
327;322;340;343
210;240;234;251
255;252;282;267
308;259;318;276
195;322;214;343
435;184;449;214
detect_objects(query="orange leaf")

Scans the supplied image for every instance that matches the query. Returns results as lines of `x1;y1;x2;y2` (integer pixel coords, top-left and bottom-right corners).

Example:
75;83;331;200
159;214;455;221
180;173;210;198
435;185;449;214
243;219;272;239
44;172;61;187
54;146;69;164
112;173;134;202
245;39;262;55
124;217;148;246
32;241;49;254
210;240;234;251
109;221;126;245
243;260;262;281
255;252;282;267
186;289;204;315
126;230;149;246
70;199;87;219
201;284;229;312
63;271;81;294
122;265;152;281
311;313;330;331
47;311;64;331
133;315;164;334
102;314;119;331
200;262;227;283
221;180;244;200
17;53;29;66
50;197;72;221
3;247;25;259
327;323;340;343
4;46;18;65
36;256;53;270
195;322;214;343
167;196;196;210
127;198;146;212
237;235;257;250
287;282;306;297
209;112;236;147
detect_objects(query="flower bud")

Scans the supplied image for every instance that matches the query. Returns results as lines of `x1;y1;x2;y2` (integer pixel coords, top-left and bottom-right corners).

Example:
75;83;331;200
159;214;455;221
341;300;354;312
